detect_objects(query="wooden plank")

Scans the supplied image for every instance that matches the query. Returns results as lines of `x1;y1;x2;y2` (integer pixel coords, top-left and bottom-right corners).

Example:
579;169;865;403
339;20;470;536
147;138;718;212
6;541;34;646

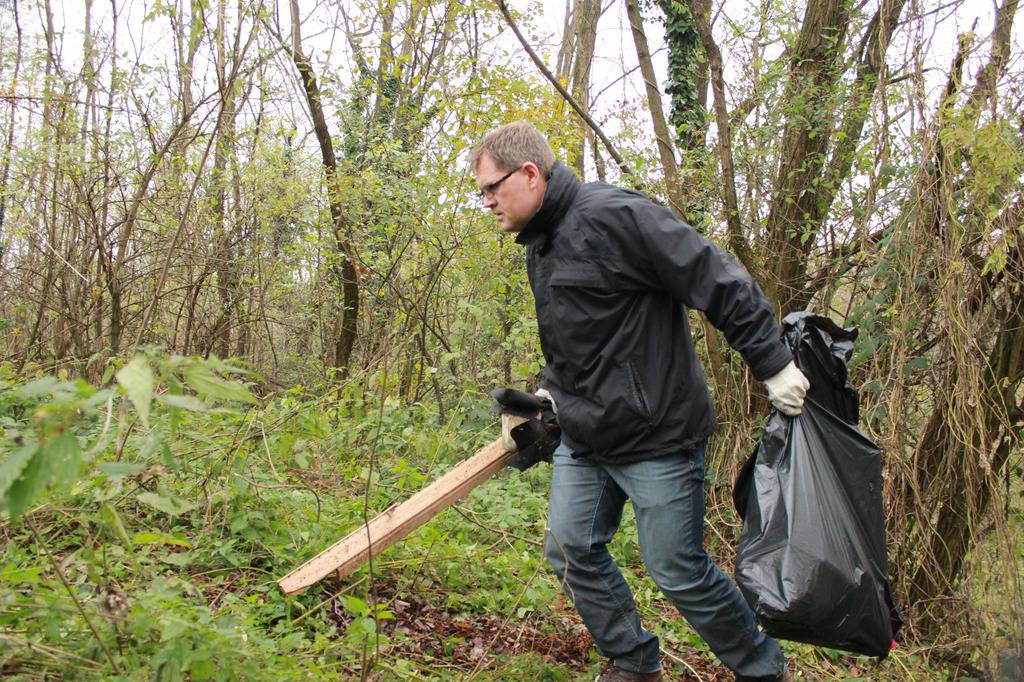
277;433;520;595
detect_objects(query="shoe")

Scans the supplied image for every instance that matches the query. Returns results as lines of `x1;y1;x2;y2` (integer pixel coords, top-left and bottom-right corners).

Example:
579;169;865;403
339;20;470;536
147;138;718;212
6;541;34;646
594;661;663;681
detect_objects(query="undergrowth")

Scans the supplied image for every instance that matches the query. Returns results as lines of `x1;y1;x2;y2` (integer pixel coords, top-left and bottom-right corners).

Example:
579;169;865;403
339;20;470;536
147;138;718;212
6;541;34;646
0;355;1014;680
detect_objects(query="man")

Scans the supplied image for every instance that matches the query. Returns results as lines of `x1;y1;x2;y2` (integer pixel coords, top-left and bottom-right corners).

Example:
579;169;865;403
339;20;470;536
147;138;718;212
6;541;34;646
471;122;806;682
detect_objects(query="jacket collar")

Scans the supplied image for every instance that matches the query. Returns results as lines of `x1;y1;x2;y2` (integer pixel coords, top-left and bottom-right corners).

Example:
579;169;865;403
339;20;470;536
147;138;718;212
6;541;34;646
515;162;581;249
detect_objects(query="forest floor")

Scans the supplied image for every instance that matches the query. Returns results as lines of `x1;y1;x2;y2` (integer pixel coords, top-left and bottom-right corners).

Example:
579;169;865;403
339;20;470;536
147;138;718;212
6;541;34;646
1;368;1020;680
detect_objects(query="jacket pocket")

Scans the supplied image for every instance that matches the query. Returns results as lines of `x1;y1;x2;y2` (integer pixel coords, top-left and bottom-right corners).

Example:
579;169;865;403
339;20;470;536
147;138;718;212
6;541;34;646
546;263;616;371
626;358;654;425
548;263;610;288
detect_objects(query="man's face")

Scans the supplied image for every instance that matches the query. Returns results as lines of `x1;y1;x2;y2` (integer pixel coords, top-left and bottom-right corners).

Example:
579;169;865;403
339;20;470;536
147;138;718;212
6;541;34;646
474;154;546;234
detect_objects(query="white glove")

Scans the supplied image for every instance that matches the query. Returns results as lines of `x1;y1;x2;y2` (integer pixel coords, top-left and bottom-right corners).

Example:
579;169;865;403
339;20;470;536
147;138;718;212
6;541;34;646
501;414;527;451
535;388;557;415
764;361;810;416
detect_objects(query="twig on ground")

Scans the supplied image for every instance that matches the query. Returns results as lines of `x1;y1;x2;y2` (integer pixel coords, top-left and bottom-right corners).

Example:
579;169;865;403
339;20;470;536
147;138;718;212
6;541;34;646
452;504;542;547
464;558;546;680
25;516;121;674
287;576;368;629
662;644;706;681
233;473;321;523
260;422;284;482
0;632;102;668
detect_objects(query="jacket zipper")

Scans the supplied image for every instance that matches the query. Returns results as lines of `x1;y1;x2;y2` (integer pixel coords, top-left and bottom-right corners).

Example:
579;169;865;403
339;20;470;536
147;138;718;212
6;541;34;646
627;359;654;424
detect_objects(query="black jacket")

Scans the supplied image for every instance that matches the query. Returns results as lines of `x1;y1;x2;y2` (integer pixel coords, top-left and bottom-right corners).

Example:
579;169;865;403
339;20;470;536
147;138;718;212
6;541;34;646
518;163;793;463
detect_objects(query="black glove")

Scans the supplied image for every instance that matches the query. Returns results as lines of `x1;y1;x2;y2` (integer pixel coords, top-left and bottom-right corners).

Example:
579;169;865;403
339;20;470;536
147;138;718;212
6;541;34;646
490;387;561;471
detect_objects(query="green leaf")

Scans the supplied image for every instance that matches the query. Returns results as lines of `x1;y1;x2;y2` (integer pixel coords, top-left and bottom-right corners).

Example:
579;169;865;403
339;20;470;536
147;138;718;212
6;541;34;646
137;491;197;517
0;433;78;518
138;430;163;460
79;388;115;412
158;552;194;567
4;444;46;519
132;532;191;548
341;595;370;617
0;443;38;500
353;616;377;635
0;563;44;584
182;363;256;404
0;608;32;626
100;362;117;385
96;461;147;478
906;356;929;371
117;356;155;426
17;376;59;399
45;431;81;490
155;393;208;411
73;379;96;399
100;503;133;546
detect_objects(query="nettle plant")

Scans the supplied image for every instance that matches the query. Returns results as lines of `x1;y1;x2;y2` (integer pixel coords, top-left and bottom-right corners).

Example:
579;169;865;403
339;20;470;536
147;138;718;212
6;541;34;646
0;353;258;521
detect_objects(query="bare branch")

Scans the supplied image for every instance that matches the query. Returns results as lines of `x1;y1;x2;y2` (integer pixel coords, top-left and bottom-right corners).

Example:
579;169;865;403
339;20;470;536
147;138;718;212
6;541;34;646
492;0;634;180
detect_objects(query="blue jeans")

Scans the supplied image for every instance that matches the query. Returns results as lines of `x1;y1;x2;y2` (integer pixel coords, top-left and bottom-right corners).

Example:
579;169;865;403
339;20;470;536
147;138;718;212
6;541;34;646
544;440;785;677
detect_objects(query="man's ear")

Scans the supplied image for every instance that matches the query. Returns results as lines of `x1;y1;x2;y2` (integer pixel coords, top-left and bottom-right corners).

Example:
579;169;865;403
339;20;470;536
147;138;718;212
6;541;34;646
522;161;544;188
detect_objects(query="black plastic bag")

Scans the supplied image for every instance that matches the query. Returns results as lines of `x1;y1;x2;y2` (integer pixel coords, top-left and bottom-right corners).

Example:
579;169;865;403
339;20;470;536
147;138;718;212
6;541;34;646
733;312;903;658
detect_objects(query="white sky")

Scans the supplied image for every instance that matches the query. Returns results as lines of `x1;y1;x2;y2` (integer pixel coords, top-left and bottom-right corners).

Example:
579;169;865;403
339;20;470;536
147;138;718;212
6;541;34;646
1;0;1020;160
12;1;1016;91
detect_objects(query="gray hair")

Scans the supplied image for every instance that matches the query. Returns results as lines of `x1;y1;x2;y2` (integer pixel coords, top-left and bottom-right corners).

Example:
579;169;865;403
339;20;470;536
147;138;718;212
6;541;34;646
469;121;556;176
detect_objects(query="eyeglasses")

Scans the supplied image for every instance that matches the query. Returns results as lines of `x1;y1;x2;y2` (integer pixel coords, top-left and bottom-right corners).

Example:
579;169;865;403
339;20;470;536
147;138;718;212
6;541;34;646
477;166;522;201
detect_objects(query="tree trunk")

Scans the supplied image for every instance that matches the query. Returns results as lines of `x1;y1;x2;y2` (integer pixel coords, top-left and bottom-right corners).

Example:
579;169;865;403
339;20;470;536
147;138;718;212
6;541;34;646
0;0;23;270
901;0;1021;632
685;0;756;275
19;0;60;368
211;0;240;358
567;0;600;175
658;0;710;226
625;0;686;218
762;0;851;314
289;0;359;380
657;0;708;150
910;261;1024;623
